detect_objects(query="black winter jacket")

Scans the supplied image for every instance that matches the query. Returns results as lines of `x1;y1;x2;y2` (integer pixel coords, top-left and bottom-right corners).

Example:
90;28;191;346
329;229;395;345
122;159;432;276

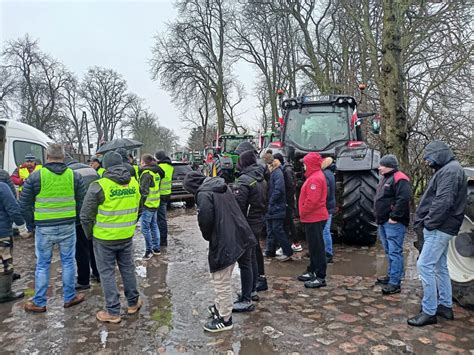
139;163;165;211
80;165;136;243
323;168;337;215
266;160;286;220
374;169;411;226
0;182;25;238
19;162;85;228
0;169;16;197
282;163;296;210
414;141;467;235
232;163;267;227
185;176;256;273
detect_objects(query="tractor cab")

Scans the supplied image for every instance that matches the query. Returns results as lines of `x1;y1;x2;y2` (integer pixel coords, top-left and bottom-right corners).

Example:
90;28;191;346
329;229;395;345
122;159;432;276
218;134;254;165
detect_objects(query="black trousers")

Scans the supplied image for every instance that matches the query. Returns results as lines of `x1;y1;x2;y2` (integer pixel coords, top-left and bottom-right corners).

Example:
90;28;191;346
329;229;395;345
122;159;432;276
237;247;253;302
75;225;99;285
284;206;297;243
250;224;265;277
304;221;327;279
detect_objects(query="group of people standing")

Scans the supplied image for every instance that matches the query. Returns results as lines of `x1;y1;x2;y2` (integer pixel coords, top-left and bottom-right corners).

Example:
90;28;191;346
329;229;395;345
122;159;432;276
0;145;175;324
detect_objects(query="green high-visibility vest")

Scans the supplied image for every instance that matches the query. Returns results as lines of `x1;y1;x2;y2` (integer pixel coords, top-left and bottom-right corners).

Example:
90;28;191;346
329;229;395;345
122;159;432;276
34;168;76;221
158;163;174;196
133;165;139;180
97;167;105;177
93;177;140;241
140;169;161;208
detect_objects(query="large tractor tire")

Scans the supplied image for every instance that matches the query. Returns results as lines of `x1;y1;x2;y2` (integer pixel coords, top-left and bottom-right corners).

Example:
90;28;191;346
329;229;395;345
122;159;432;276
448;178;474;308
341;170;379;245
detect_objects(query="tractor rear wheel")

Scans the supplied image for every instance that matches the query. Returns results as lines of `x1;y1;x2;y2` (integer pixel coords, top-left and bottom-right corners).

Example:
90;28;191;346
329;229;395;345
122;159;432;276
341;170;378;245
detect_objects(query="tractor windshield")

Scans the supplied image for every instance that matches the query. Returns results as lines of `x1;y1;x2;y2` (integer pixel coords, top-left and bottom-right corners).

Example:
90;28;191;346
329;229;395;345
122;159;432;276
223;138;243;153
285;106;350;150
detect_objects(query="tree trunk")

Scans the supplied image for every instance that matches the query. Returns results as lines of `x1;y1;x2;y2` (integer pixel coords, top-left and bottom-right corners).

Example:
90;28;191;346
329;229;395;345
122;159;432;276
380;0;409;170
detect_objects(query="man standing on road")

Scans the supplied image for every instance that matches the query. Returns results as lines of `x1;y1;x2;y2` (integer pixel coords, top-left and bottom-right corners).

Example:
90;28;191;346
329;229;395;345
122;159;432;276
0;182;30;303
408;141;467;327
89;155;105;177
155;151;174;247
183;172;256;332
80;151;142;324
11;154;41;194
297;152;328;289
321;157;336;264
373;154;412;295
65;157;101;288
139;154;164;260
20;144;86;313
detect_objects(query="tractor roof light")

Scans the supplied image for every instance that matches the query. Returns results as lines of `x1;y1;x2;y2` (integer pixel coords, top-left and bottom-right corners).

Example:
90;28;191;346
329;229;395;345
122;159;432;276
269;141;283;148
338;98;344;104
347;140;364;148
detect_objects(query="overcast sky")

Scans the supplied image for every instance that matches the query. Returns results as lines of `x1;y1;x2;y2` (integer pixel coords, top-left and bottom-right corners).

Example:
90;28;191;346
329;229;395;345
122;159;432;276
0;0;258;145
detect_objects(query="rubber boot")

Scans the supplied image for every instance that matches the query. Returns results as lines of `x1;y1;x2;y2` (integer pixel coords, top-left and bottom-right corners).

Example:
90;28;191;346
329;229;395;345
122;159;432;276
0;271;24;303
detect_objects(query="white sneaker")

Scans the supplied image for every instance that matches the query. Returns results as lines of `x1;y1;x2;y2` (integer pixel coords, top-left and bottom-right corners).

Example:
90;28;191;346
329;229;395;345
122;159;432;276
276;248;283;256
292;243;303;252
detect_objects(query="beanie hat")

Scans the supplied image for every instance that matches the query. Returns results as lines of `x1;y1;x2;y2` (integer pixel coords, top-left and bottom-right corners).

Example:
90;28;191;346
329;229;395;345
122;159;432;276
25;153;36;162
155;150;167;161
102;152;123;169
379;154;399;169
183;171;206;195
235;141;255;156
237;150;257;171
273;153;285;166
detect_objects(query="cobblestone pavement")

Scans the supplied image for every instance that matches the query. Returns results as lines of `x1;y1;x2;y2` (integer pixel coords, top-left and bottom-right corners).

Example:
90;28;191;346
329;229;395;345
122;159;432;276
0;207;473;354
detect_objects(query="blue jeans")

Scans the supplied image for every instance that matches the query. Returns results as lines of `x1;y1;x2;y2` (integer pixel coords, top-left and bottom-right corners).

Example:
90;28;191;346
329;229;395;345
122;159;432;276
378;222;406;286
417;228;453;316
156;202;168;245
265;218;293;257
323;214;333;256
141;209;160;252
33;223;76;307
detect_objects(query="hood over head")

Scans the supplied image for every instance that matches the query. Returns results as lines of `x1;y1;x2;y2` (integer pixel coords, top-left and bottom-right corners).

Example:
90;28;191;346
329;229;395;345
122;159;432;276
303;152;323;177
183;171;207;195
198;176;227;194
423;140;454;168
235;141;256;156
103;165;131;185
115;148;129;163
237;150;257;171
103;152;123;169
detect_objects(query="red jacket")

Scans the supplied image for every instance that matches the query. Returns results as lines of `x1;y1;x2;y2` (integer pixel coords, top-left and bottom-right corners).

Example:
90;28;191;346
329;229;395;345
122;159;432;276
298;153;329;223
11;164;37;186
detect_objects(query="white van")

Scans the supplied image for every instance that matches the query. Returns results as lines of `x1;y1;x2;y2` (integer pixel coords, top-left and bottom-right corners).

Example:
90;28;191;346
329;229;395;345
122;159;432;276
0;119;52;174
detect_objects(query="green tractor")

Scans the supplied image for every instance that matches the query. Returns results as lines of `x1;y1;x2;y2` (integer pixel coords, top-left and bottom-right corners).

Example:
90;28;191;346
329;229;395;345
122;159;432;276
207;134;255;183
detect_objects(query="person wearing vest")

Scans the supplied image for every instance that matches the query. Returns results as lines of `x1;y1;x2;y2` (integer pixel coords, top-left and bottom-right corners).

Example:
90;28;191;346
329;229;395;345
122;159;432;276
19;144;86;313
155;151;174;247
89;155;105;177
139;154;165;260
11;153;41;193
65;157;101;289
80;151;142;324
373;154;412;296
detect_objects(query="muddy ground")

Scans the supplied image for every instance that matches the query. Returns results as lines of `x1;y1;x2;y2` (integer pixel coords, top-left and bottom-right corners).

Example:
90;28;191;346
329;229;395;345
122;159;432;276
1;206;473;354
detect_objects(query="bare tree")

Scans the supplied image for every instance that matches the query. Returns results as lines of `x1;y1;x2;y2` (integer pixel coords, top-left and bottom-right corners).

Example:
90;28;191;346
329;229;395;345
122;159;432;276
81;66;134;147
150;0;235;135
0;66;17;118
2;34;68;135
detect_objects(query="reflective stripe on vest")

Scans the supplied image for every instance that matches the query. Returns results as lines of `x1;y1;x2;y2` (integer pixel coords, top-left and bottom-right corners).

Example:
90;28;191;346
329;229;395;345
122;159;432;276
97;167;105;177
93;177;140;241
34;168;76;221
141;170;161;208
158;163;174;196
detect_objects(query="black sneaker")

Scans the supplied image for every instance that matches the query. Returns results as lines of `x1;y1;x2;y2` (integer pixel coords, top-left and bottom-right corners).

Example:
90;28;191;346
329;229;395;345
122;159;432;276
75;283;91;291
304;277;327;288
436;304;454;320
326;253;333;264
298;271;316;282
382;283;401;295
208;304;219;318
152;249;161;255
256;277;268;292
142;251;153;260
375;275;390;285
203;316;233;332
